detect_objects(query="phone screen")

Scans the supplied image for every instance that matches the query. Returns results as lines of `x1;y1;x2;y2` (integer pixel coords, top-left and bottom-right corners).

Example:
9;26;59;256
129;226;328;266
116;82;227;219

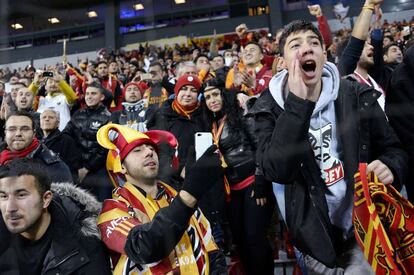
195;132;213;160
42;72;54;77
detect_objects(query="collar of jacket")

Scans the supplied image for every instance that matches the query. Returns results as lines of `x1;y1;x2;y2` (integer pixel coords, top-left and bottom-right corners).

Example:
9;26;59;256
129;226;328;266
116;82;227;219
86;104;108;113
341;77;381;108
44;128;61;143
29;143;61;165
41;183;101;273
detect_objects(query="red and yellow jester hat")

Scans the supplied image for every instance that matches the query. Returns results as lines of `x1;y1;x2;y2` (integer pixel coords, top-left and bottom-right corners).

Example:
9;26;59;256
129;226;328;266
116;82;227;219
97;123;178;187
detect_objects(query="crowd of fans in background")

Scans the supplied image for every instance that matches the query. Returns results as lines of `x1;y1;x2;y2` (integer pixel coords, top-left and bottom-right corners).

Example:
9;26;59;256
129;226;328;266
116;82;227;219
1;1;414;274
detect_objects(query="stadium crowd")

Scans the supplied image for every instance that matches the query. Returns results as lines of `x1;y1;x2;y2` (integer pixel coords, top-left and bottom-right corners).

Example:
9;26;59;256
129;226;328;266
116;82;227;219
1;0;414;274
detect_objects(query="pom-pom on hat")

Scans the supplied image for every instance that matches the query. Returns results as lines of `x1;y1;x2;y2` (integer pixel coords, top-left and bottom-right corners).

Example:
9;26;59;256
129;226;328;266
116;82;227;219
174;75;202;96
97;123;178;187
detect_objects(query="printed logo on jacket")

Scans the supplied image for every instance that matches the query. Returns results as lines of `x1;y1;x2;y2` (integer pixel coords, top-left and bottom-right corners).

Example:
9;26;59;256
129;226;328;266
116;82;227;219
308;123;344;186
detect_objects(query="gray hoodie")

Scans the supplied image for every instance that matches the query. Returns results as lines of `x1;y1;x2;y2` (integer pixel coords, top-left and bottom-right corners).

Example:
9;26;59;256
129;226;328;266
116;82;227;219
270;62;353;239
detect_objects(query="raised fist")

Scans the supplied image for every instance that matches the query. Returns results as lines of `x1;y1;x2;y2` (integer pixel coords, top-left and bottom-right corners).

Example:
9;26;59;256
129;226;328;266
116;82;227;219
308;5;322;17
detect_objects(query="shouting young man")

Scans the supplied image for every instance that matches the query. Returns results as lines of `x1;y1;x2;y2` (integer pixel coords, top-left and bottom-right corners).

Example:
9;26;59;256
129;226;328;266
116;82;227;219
249;20;407;274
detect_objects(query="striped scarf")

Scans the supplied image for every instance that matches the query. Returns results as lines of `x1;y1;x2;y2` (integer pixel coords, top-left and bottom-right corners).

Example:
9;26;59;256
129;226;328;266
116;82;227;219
353;163;414;275
98;181;217;275
171;99;199;120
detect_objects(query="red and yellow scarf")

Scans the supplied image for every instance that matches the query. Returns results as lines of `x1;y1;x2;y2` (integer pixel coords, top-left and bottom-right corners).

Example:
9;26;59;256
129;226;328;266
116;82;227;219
98;181;218;275
353;163;414;274
172;99;199;120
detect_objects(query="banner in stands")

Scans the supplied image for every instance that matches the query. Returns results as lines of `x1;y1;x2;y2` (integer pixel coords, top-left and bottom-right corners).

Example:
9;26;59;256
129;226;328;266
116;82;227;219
123;36;188;50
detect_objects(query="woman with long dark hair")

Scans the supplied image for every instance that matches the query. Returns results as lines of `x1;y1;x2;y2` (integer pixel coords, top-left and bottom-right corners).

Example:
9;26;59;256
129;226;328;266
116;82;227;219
202;85;275;275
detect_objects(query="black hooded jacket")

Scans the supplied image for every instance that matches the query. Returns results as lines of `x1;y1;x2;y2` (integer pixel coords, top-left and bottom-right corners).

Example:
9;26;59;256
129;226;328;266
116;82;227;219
249;78;408;267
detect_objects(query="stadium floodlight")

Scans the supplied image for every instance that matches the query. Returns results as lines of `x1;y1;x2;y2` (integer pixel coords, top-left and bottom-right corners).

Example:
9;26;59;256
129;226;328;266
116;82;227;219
11;23;23;29
48;17;60;24
133;3;144;10
87;11;98;18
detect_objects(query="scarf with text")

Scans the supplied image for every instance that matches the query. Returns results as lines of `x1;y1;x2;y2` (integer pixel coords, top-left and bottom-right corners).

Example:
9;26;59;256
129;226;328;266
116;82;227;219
97;181;218;275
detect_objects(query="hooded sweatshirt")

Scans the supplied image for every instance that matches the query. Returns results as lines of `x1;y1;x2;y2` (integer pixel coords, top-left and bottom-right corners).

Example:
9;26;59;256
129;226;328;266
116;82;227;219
269;62;353;239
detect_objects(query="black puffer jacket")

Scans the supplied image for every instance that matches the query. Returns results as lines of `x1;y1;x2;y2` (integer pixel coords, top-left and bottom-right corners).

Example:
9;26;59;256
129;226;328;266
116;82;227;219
63;105;111;172
250;79;408;267
0;183;112;274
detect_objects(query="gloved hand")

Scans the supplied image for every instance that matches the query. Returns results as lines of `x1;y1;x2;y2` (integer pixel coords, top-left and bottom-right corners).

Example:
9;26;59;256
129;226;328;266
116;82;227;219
251;175;268;206
181;145;222;201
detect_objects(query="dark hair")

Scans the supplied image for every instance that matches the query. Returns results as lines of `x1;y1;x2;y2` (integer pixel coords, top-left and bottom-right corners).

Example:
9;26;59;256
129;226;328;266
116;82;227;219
6;110;35;130
95;60;108;68
0;158;51;196
278;20;324;56
245;41;263;54
149;62;164;72
194;54;209;64
87;82;108;94
384;35;394;43
211;55;225;62
383;43;400;56
202;87;244;132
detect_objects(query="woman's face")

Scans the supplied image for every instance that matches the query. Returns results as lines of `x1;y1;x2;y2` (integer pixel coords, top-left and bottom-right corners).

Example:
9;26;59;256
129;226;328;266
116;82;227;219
204;88;223;113
177;85;198;107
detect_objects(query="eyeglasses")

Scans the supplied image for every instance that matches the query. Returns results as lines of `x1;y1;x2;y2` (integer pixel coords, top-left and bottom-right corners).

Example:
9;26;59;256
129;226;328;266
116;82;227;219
5;126;33;133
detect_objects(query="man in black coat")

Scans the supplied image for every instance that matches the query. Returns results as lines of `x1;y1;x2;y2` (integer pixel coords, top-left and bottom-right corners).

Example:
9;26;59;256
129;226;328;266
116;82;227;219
385;44;414;201
0;110;72;183
250;20;407;274
40;109;81;181
0;158;111;275
63;82;112;200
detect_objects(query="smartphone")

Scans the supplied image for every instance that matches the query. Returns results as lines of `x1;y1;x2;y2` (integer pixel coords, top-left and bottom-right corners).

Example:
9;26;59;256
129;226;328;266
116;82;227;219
195;132;213;160
42;71;54;77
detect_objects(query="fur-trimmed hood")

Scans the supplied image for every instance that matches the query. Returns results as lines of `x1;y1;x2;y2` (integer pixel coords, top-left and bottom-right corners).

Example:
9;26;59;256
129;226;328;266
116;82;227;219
51;182;102;239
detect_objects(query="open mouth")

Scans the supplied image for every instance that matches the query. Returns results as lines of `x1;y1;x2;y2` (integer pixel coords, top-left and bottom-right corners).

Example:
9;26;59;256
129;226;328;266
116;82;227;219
302;60;316;72
301;60;317;78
